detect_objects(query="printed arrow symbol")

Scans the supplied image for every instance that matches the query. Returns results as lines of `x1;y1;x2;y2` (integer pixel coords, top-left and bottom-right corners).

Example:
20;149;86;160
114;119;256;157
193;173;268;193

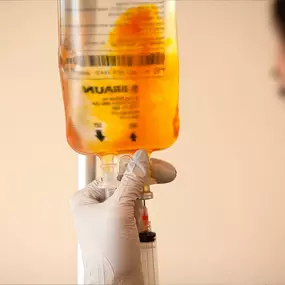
96;130;105;142
130;133;137;142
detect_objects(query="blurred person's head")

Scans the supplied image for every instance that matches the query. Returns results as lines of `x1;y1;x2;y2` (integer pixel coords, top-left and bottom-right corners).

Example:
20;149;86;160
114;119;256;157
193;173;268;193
273;0;285;93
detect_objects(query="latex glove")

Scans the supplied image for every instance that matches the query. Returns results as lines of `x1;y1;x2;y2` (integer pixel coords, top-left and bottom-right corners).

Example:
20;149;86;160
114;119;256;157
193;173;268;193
71;150;176;285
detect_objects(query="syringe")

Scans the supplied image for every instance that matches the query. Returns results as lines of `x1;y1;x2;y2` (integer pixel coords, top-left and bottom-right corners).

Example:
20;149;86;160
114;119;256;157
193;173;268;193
108;155;160;285
139;201;159;285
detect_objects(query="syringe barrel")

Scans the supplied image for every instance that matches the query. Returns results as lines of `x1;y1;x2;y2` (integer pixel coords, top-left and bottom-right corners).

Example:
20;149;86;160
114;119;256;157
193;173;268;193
140;233;159;285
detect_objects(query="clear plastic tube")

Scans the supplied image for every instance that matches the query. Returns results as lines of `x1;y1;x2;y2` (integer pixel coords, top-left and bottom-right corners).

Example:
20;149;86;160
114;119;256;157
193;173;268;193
99;155;119;198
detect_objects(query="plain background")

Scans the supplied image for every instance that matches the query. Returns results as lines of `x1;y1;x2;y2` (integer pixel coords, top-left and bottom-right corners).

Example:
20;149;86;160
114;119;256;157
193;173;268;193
1;0;285;284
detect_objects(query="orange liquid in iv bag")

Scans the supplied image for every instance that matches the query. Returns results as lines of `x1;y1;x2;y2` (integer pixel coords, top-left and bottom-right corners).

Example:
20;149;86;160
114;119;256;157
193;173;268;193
58;1;179;156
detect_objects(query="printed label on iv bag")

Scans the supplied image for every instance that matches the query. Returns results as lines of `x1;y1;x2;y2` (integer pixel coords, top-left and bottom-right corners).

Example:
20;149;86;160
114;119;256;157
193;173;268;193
59;0;179;154
60;0;166;79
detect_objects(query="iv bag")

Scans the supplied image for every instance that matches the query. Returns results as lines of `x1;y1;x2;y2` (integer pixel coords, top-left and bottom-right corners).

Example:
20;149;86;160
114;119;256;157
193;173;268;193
58;0;179;156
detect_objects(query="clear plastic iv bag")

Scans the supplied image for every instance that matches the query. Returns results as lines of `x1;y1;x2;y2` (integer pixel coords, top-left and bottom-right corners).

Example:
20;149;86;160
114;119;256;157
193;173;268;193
58;0;179;156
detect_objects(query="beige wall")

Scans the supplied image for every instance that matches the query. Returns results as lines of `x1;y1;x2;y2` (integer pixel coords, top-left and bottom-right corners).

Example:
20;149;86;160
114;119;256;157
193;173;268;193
1;1;285;285
0;1;77;284
152;1;285;284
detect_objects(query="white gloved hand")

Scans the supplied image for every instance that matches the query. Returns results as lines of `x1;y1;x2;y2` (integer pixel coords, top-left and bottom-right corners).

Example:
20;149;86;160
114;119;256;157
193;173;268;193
71;150;176;285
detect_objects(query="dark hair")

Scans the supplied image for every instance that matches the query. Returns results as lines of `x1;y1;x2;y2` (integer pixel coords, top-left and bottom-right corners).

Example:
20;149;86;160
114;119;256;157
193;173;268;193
273;0;285;39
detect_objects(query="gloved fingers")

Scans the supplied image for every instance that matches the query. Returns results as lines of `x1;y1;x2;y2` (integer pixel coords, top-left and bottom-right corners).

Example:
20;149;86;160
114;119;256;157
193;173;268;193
83;180;106;202
149;158;177;185
110;150;149;205
70;180;106;210
117;156;176;185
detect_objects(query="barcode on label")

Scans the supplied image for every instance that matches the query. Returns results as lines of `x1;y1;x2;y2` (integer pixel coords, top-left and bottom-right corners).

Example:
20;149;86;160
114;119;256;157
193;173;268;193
75;53;165;67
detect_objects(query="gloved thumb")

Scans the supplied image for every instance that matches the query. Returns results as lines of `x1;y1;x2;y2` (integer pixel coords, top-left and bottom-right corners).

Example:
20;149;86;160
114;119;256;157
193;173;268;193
110;149;149;205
